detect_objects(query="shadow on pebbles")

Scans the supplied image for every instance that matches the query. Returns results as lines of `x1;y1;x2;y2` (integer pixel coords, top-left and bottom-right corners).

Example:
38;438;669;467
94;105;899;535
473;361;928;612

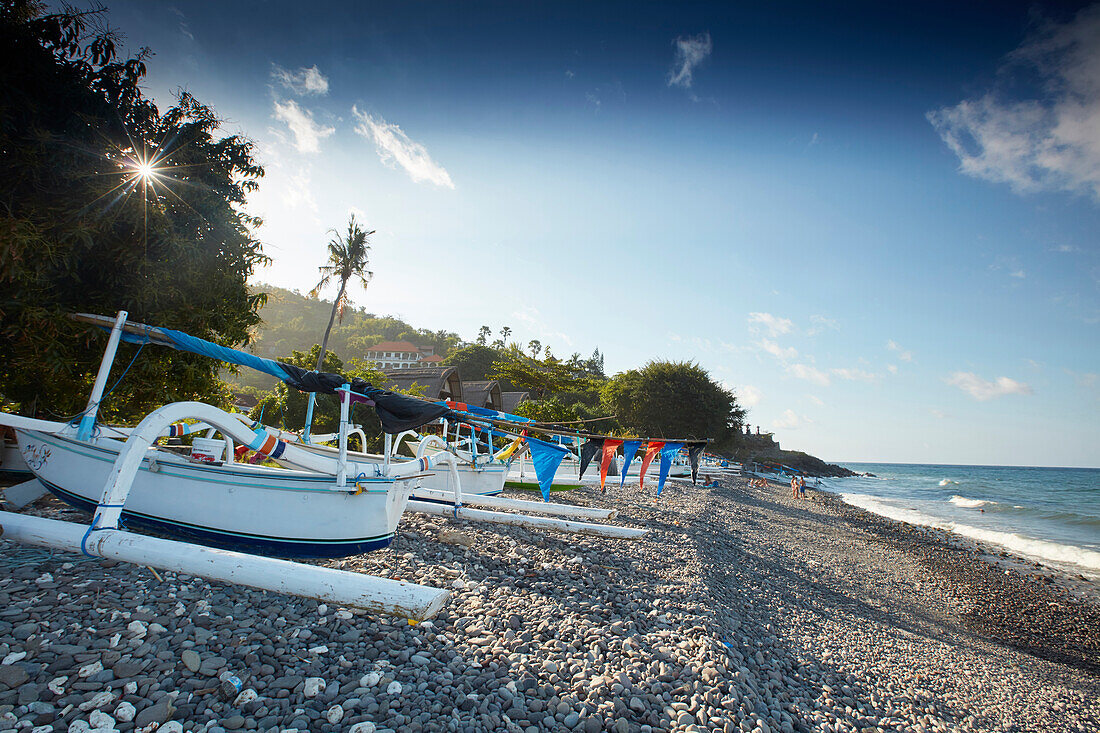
1;477;1098;733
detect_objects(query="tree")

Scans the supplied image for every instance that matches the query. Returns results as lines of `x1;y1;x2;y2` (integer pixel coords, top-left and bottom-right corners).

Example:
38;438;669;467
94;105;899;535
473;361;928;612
0;2;267;420
476;326;491;346
528;340;542;358
601;361;745;445
309;215;374;370
490;351;592;400
500;326;511;344
441;344;503;382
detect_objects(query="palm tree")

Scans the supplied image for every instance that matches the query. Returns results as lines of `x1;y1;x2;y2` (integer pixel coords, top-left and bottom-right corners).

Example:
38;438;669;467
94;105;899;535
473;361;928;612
309;215;374;371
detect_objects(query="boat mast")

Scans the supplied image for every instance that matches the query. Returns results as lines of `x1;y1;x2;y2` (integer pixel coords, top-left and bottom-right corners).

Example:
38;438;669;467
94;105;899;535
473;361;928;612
77;310;129;440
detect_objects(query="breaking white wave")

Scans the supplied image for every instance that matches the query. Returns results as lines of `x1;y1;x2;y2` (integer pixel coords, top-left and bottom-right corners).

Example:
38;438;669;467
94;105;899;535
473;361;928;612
949;495;991;509
938;479;958;486
841;492;1100;574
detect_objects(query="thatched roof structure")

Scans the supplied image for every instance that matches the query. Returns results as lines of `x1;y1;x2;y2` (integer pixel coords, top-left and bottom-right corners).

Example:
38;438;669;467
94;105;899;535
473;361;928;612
500;390;530;414
383;367;463;401
463;380;503;412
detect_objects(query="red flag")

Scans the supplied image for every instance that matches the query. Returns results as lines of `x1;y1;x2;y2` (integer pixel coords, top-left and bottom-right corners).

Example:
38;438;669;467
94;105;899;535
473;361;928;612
639;441;664;489
599;439;623;492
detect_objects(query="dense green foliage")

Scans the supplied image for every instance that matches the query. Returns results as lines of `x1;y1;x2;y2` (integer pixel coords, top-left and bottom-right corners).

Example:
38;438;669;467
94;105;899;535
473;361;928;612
0;2;266;420
441;344;503;382
601;361;746;448
229;285;463;391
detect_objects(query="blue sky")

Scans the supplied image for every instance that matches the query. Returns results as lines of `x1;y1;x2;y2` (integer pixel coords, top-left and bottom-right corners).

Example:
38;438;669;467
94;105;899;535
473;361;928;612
104;1;1099;466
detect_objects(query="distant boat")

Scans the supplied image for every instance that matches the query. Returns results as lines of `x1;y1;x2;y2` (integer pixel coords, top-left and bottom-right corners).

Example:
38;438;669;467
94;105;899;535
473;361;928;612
1;430;32;479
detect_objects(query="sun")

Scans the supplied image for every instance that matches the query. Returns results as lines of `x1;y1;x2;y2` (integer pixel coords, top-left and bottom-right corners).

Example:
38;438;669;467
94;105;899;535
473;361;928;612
130;157;161;182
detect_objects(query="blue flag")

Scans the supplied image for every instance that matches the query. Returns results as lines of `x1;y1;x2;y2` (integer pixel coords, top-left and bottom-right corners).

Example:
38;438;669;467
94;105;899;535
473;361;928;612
619;440;642;488
528;437;569;502
657;442;684;496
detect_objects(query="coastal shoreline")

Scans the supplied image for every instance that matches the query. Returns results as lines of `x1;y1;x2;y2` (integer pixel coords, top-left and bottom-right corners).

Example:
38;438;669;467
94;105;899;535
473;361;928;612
2;475;1098;732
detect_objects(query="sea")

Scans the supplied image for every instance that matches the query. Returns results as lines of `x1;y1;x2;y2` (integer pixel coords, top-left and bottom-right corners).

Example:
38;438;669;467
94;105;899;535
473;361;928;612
817;463;1100;580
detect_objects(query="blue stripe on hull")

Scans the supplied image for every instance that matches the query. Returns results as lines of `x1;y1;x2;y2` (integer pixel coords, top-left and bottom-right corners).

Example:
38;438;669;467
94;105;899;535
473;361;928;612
41;480;393;560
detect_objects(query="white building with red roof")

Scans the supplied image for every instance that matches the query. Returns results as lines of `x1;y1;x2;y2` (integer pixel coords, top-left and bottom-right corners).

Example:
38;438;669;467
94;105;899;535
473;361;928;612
364;341;438;370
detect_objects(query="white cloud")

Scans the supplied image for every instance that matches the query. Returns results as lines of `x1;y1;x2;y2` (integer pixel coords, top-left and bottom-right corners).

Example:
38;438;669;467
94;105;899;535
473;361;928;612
667;32;712;89
831;367;878;382
928;5;1100;201
1010;269;1027;278
886;340;913;362
281;167;318;212
351;107;455;188
788;363;830;386
806;314;838;335
748;312;794;336
807;394;825;407
272;65;330;96
1051;243;1082;253
887;364;899;375
272;99;335;154
737;385;763;408
512;306;572;347
773;409;812;430
757;338;798;362
946;372;1034;400
930;408;949;419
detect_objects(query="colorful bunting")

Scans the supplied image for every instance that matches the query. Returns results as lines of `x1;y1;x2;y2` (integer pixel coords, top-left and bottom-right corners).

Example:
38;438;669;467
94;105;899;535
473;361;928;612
579;438;602;479
688;442;707;485
599;439;623;492
619;440;642;488
639;441;663;489
657;442;684;496
528;437;569;502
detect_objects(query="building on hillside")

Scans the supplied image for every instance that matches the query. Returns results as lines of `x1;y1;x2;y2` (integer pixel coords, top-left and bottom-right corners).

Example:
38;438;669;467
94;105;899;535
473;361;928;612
463;380;503;412
383;367;463;402
364;341;438;370
500;391;530;414
742;425;780;451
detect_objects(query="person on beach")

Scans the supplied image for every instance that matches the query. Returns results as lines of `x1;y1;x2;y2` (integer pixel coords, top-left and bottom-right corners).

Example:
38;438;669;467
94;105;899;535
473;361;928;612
791;475;799;499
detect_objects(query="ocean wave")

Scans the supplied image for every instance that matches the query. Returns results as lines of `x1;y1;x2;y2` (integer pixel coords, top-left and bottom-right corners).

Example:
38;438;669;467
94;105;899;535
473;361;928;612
840;493;1100;573
938;479;958;486
948;495;991;508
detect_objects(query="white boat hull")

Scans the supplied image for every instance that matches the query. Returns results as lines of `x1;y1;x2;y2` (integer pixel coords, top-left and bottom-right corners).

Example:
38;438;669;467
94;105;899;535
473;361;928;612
16;429;416;559
292;442;507;500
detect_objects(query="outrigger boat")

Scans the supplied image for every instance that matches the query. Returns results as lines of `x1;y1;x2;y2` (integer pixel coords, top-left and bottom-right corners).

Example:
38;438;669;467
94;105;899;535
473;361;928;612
1;312;646;619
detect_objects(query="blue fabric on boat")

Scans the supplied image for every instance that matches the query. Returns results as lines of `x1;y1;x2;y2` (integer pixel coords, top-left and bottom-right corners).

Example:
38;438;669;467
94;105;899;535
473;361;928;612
619;440;642;488
159;327;291;382
528;437;569;502
459;404;534;423
657;442;684;495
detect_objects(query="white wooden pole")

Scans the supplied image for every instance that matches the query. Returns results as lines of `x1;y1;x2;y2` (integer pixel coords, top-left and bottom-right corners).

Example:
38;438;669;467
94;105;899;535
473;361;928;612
405;501;646;539
408;487;614;519
0;511;449;620
78;310;128;440
337;384;350;488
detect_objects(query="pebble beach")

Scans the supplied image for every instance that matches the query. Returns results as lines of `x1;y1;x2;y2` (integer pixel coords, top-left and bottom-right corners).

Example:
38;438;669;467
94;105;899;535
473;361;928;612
2;476;1099;733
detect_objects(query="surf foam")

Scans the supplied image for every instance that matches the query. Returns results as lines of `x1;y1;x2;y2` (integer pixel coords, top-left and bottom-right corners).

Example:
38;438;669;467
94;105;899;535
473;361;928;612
948;495;991;508
841;492;1100;575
